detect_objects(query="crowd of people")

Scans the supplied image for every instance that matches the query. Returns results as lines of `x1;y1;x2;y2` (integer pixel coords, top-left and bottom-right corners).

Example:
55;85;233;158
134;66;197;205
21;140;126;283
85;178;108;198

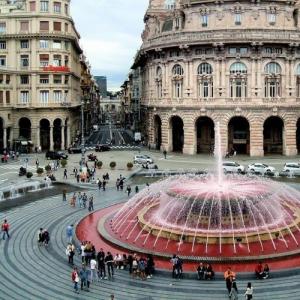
66;192;94;211
69;240;156;293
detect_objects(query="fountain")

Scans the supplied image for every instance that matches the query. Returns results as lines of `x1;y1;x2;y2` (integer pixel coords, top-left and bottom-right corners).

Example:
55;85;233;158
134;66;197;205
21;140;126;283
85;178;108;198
97;123;300;262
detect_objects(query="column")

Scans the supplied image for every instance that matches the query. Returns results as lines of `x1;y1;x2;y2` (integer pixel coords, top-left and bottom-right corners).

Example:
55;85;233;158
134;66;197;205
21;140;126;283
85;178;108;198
9;127;13;148
50;126;54;151
61;126;65;150
3;127;7;149
183;119;196;155
250;121;264;157
284;120;297;156
67;125;71;148
161;118;171;152
36;127;40;149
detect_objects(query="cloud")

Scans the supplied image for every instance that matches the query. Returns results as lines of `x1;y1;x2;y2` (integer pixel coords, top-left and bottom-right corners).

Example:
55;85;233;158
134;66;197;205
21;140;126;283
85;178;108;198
71;0;148;90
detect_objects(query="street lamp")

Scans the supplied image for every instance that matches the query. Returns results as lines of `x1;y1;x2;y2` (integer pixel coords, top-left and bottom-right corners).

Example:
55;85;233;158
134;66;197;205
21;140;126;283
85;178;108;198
80;95;90;166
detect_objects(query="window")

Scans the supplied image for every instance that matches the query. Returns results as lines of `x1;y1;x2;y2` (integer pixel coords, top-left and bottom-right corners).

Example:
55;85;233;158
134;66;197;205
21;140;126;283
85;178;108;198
53;2;61;13
6;75;10;84
195;48;213;55
64;75;69;84
296;64;300;97
20;40;29;49
268;13;276;24
264;62;281;97
20;91;29;103
64;23;69;32
202;15;208;27
0;91;3;104
156;67;162;98
0;23;6;34
53;40;61;49
198;63;213;75
40;74;49;84
20;75;29;84
235;13;242;25
40;21;49;31
53;75;62;84
165;0;175;10
40;39;49;48
174;81;182;98
40;1;49;12
5;91;10;104
230;62;247;74
65;41;69;50
229;48;237;54
53;90;62;102
64;4;69;15
0;41;6;49
0;56;6;66
229;62;247;98
53;55;62;66
29;1;36;11
240;47;248;54
64;90;68;101
53;22;61;31
20;21;29;32
172;64;184;76
64;56;69;66
39;54;49;67
265;62;281;74
40;90;49;103
20;55;29;68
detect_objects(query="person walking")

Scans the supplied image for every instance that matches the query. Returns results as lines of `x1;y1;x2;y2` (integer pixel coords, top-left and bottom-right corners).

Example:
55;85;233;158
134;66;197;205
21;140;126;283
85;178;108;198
244;282;253;300
42;229;50;246
79;264;88;291
163;150;167;159
224;267;236;295
88;196;94;212
103;180;106;191
66;243;75;265
62;189;67;202
71;267;80;294
135;186;139;193
97;248;107;279
63;169;68;179
66;224;74;243
38;228;44;246
127;185;132;197
229;281;239;300
105;252;114;278
2;219;10;240
35;159;39;168
90;256;97;282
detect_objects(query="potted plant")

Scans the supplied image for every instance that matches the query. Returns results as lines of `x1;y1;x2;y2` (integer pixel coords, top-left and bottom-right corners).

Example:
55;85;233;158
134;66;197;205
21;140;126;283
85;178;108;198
45;165;51;173
61;159;67;168
96;161;103;169
26;172;33;179
110;161;116;170
37;167;44;176
127;162;133;170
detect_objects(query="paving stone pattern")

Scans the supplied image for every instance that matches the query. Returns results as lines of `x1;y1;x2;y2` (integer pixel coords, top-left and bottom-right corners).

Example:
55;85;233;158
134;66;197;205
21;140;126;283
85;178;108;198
0;188;300;300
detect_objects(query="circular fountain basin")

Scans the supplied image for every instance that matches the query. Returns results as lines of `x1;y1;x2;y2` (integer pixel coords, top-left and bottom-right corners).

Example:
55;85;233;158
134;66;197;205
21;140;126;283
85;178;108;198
97;174;300;262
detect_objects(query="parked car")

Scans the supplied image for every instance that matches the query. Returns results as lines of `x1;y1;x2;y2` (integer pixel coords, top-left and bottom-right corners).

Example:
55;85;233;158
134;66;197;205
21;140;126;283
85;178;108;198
95;144;111;152
134;155;154;164
222;161;245;173
247;163;275;174
142;163;158;170
68;147;83;154
46;151;68;160
282;163;300;175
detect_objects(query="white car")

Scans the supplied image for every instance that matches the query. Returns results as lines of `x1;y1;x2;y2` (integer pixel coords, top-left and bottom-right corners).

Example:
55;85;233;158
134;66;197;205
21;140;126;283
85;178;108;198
247;163;275;174
134;155;153;164
222;161;245;173
282;163;300;175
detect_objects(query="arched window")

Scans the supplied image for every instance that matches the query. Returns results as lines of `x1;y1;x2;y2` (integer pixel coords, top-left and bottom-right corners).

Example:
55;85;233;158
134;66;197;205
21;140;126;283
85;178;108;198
229;62;247;98
198;63;213;75
230;62;247;74
265;62;281;74
172;64;184;98
197;63;213;98
173;64;184;76
156;66;163;99
264;62;281;98
165;0;175;10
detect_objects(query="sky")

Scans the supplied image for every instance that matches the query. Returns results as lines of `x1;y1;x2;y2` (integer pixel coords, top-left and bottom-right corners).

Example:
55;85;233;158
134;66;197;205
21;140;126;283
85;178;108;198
70;0;149;91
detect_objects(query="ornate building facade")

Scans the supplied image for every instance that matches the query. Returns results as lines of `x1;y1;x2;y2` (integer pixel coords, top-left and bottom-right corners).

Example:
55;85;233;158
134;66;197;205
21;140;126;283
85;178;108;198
133;0;300;156
0;0;84;151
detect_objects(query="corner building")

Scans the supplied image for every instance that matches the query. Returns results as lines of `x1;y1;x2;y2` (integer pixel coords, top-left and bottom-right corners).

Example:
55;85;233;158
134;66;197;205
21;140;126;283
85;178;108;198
134;0;300;156
0;0;82;151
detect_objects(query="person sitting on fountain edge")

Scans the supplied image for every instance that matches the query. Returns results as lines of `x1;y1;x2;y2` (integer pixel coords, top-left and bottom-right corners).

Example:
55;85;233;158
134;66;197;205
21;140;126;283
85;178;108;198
196;262;206;280
205;263;214;280
263;264;270;279
255;262;264;279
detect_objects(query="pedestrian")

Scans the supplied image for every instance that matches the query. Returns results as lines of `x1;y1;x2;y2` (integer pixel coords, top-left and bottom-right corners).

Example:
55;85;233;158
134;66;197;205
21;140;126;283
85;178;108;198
62;189;67;202
97;248;107;279
70;192;76;207
37;228;44;245
105;251;114;278
244;282;253;300
77;192;82;208
66;224;74;243
79;264;88;291
76;174;80;183
88;196;94;211
229;281;239;300
90;256;97;282
163;150;167;159
170;255;178;278
71;267;80;294
1;219;10;240
42;229;50;246
135;186;139;193
146;182;150;191
119;179;124;191
36;159;39;168
82;193;87;208
98;179;102;190
66;243;75;265
128;253;133;274
116;178;120;191
64;169;68;179
103;180;106;191
127;185;132;197
224;267;236;295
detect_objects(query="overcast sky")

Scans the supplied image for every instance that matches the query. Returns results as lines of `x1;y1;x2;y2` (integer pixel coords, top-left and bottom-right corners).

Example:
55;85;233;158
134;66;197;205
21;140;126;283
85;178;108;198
70;0;149;91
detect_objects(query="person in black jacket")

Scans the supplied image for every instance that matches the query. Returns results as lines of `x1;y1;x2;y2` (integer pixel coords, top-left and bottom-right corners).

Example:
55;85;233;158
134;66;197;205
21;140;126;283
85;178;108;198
105;252;114;278
197;262;206;280
97;248;106;279
127;254;133;274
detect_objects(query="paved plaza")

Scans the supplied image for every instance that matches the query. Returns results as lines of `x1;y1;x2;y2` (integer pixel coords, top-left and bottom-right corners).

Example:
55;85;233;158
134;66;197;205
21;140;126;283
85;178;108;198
1;150;300;299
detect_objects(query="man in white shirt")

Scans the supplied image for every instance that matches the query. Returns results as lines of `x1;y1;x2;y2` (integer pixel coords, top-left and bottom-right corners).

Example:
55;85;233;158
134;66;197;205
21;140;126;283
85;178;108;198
90;257;97;282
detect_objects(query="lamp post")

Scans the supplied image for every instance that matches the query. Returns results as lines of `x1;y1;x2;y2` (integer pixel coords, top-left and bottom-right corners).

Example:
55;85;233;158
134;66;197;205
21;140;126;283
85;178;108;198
80;94;90;166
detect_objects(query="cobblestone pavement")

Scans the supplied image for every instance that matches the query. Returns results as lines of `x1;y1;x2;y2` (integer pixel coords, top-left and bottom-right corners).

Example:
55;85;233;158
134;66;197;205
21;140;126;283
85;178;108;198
1;186;300;300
